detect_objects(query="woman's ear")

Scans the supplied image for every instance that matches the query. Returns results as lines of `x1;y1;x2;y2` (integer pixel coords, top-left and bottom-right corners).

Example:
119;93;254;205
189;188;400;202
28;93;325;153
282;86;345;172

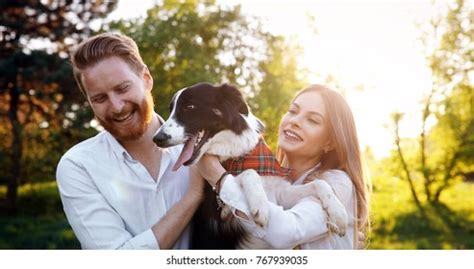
323;140;334;153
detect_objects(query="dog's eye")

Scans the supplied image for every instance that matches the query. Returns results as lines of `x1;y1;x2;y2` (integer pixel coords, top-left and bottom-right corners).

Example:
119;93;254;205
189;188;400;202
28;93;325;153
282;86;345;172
185;104;195;110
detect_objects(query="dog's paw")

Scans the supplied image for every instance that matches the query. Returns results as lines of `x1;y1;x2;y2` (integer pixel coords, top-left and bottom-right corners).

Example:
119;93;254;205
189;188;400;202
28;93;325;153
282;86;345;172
325;198;348;237
237;169;269;228
251;204;269;228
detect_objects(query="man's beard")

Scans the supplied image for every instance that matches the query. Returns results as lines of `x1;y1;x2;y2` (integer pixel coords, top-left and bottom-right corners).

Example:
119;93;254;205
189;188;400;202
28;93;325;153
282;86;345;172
97;92;154;142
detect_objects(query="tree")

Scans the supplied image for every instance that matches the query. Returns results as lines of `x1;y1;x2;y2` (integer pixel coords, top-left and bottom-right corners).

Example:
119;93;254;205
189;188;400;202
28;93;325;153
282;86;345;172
251;36;307;149
390;0;473;206
0;0;117;214
108;0;306;149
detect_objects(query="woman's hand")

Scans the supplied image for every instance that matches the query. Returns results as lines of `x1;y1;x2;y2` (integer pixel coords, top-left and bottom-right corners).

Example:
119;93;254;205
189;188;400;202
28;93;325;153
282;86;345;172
196;154;226;187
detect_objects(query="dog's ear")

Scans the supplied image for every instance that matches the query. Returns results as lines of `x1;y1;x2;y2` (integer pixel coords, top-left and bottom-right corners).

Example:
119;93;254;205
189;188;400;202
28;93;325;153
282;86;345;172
217;83;249;115
216;83;249;133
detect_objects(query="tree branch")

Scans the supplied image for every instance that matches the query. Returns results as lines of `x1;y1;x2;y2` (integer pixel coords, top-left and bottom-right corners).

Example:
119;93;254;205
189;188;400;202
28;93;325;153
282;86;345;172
392;113;425;213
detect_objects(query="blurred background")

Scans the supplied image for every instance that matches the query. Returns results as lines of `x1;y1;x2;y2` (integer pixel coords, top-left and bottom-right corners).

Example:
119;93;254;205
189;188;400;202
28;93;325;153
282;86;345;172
0;0;472;249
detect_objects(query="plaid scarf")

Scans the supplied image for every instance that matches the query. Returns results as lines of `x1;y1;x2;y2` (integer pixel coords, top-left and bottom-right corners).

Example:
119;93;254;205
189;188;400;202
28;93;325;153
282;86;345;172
221;138;291;177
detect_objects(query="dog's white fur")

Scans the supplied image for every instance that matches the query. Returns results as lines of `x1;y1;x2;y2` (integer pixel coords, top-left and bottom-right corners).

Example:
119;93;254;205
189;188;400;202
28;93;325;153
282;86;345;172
157;107;349;247
159;89;187;145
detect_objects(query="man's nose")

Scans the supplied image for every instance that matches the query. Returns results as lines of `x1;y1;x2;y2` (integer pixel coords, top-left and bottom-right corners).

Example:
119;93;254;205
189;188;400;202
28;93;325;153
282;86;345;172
109;94;125;113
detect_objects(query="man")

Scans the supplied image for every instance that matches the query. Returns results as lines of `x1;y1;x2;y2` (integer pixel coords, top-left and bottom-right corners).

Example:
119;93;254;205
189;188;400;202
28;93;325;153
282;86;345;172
56;32;203;249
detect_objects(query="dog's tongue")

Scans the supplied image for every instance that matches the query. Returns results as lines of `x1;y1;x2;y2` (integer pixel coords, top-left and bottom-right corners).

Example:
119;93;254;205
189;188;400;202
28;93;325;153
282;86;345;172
172;135;197;171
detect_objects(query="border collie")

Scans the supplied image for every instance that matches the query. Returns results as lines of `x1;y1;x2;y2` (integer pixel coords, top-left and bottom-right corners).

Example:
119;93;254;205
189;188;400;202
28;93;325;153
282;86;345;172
153;82;348;249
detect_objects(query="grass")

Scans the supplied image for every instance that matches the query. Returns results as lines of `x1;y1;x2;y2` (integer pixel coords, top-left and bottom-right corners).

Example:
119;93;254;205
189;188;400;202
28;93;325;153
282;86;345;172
368;176;474;249
0;182;80;249
0;178;473;249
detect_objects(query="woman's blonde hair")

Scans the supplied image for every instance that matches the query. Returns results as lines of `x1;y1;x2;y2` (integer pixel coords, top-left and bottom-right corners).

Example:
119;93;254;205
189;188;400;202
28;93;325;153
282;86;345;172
277;84;371;241
71;32;147;96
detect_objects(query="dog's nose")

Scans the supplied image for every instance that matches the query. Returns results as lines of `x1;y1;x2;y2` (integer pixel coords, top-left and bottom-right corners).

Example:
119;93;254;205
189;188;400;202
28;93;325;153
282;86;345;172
153;132;171;146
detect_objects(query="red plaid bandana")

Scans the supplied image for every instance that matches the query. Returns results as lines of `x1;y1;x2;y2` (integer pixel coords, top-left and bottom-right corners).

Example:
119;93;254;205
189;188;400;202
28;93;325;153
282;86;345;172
221;138;291;177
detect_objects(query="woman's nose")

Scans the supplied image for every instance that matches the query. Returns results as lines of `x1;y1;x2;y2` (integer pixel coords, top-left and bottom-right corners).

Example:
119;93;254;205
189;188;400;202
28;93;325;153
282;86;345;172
288;114;302;127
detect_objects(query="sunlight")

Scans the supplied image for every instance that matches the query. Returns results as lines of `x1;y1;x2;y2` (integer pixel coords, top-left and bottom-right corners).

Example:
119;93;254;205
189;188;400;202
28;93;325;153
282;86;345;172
108;0;456;158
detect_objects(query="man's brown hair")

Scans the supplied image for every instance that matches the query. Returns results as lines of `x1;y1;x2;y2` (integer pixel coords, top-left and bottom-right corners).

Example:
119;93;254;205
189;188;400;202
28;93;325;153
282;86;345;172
71;32;146;96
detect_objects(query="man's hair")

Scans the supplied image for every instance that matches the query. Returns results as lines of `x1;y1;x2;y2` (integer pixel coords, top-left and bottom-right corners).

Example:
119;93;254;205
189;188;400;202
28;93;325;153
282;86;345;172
71;32;146;96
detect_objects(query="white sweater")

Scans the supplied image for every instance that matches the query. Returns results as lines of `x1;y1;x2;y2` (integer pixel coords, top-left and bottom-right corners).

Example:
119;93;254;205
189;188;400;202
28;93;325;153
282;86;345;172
219;168;356;249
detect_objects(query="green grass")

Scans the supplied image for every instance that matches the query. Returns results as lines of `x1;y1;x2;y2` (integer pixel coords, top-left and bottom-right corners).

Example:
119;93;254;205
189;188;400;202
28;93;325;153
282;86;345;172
0;182;80;249
368;176;474;249
1;178;473;249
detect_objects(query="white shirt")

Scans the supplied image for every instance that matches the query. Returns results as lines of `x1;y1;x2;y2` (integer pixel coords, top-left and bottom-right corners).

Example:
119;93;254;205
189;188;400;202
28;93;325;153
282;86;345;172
219;168;356;249
56;130;191;249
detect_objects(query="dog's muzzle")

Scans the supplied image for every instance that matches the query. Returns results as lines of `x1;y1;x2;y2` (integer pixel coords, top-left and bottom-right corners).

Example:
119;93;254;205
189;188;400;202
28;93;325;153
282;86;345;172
153;131;171;147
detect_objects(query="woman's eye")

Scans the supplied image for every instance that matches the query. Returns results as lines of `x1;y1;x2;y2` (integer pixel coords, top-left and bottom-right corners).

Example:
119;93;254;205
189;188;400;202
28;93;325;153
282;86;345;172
288;108;296;114
308;118;319;124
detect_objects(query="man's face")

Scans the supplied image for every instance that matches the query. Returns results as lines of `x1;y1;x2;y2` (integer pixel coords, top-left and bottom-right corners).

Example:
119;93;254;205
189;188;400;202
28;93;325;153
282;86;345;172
81;56;154;142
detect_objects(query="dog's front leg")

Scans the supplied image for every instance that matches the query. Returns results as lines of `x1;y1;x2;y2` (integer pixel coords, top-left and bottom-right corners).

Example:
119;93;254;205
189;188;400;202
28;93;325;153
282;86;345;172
234;169;269;228
277;181;348;237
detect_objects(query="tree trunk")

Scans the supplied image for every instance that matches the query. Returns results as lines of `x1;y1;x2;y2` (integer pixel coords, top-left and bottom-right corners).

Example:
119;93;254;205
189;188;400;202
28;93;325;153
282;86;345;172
394;121;425;215
420;90;434;202
7;82;22;215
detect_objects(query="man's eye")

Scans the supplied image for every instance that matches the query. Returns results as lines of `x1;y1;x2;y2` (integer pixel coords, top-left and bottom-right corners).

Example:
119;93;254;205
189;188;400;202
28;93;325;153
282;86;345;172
118;84;129;93
92;96;106;103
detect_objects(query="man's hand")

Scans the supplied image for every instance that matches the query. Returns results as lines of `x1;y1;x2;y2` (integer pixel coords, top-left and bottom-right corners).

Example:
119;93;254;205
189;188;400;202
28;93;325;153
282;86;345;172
196;154;226;187
187;166;205;201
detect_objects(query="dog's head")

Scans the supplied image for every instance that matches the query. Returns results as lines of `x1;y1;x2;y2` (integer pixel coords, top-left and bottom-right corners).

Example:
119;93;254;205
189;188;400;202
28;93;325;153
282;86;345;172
153;82;263;171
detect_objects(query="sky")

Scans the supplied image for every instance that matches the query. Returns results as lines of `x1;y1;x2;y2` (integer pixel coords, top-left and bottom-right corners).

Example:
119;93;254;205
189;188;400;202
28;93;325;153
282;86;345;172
106;0;463;159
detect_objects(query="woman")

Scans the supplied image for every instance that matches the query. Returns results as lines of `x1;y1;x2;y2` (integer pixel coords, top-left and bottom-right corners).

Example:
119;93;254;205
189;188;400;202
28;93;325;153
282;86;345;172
197;84;371;249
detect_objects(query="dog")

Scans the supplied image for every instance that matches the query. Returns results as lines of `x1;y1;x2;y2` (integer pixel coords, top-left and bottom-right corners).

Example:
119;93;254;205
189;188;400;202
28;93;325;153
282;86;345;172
153;82;348;248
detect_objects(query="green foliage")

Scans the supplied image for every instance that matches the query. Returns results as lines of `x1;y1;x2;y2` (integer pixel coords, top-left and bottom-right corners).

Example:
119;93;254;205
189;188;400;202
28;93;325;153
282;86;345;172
386;0;473;205
108;1;262;118
107;0;307;131
0;0;116;212
369;173;474;249
251;37;308;149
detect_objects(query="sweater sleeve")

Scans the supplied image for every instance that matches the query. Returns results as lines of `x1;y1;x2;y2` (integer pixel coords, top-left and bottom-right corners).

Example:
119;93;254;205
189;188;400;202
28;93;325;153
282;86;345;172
219;175;329;249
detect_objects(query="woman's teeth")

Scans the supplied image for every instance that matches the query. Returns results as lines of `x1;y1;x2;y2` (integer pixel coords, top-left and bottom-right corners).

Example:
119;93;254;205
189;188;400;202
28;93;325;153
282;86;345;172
285;130;301;140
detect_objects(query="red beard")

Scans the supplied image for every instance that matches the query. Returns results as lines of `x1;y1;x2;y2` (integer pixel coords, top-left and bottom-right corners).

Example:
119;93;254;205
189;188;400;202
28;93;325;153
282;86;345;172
97;91;154;142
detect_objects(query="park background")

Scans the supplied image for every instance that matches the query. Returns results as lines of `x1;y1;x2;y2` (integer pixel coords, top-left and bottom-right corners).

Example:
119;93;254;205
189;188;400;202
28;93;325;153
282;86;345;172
0;0;472;249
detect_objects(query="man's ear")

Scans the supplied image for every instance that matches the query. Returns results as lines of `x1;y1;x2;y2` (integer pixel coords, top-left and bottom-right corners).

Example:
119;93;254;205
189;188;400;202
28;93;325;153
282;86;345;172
143;66;153;92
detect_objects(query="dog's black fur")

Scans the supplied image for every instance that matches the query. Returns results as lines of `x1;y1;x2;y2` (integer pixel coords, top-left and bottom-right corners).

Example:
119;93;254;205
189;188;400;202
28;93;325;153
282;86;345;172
158;83;257;249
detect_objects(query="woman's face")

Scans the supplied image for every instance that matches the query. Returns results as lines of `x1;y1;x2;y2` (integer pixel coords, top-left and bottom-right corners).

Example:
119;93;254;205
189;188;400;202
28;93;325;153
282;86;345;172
278;90;331;163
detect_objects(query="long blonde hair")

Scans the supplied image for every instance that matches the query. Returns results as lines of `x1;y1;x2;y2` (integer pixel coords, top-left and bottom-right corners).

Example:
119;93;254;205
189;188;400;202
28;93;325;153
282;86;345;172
277;84;371;239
